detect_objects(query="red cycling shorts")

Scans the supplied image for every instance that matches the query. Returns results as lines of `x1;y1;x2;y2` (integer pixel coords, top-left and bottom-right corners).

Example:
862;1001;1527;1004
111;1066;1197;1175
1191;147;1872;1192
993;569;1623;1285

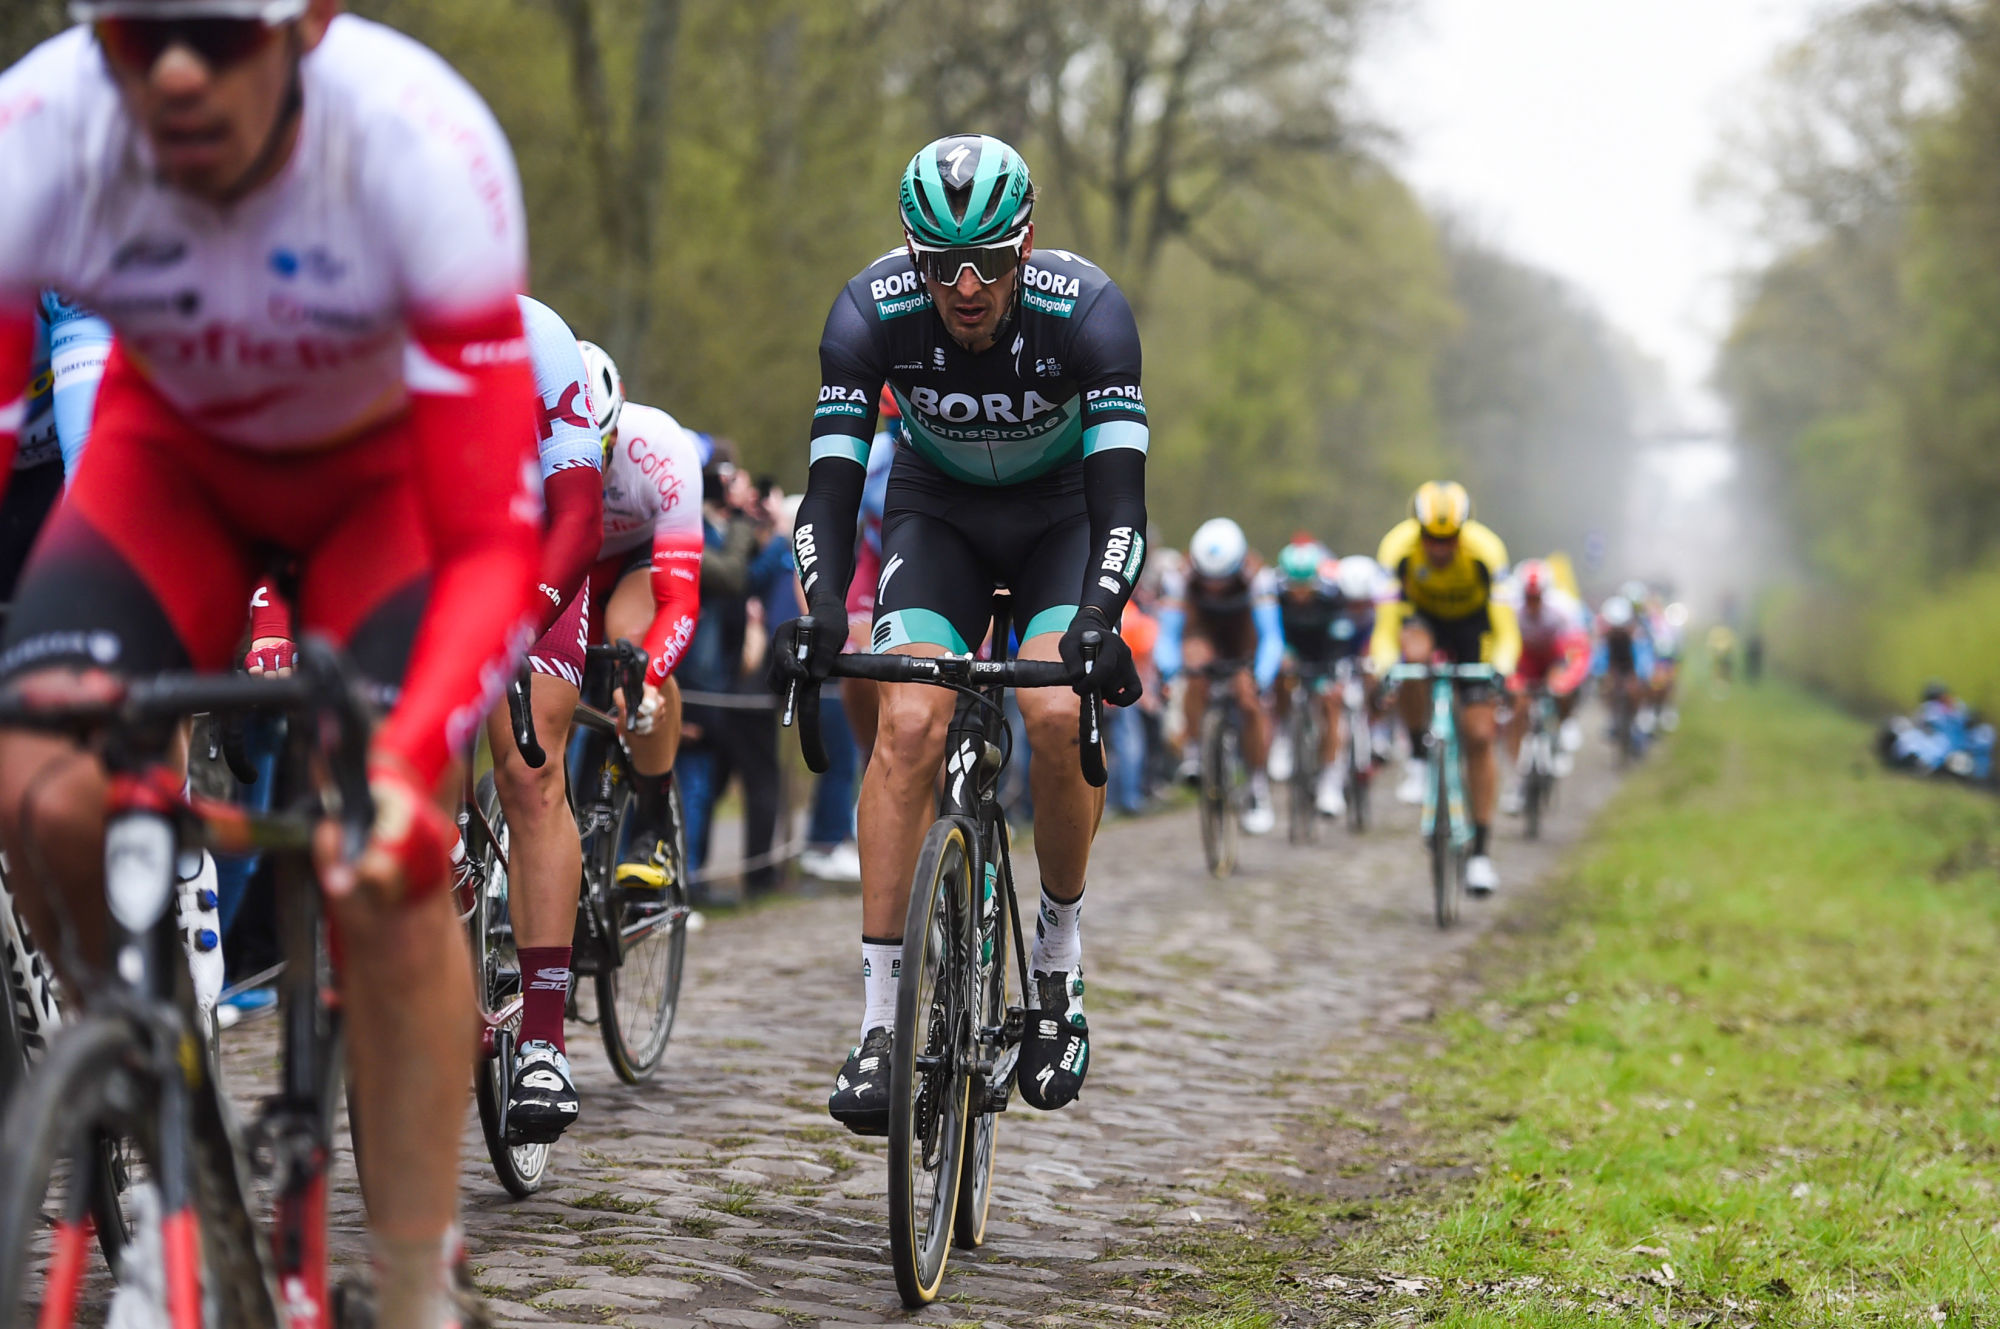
527;581;590;689
0;349;428;691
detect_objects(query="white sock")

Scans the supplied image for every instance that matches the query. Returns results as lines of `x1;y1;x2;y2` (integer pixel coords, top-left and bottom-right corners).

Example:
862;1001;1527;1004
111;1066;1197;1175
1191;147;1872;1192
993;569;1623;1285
1031;887;1083;975
372;1225;458;1329
860;939;902;1039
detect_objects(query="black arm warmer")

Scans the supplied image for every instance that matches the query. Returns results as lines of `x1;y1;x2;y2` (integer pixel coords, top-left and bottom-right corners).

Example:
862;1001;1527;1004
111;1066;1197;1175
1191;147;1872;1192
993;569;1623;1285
1078;445;1148;622
791;456;868;623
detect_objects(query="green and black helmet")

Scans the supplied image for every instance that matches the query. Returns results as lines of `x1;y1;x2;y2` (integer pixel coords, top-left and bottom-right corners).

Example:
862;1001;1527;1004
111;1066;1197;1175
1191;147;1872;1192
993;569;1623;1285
899;134;1035;247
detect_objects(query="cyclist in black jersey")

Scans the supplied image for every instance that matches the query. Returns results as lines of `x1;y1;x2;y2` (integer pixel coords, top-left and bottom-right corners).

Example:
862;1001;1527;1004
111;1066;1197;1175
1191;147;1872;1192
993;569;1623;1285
772;135;1148;1135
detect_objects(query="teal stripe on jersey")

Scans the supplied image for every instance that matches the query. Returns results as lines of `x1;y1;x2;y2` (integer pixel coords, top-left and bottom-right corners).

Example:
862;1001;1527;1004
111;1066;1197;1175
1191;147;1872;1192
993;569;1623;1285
901;400;1085;485
810;434;871;466
1082;419;1149;457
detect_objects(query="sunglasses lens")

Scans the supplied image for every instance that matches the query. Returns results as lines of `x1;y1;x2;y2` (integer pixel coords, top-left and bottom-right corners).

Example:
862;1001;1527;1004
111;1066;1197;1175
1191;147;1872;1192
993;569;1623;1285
94;20;169;70
915;241;1022;287
96;17;273;73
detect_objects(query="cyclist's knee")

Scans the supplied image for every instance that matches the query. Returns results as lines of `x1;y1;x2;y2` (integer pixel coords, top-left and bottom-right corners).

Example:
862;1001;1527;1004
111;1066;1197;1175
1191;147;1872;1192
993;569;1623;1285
874;689;952;780
1018;686;1080;755
0;722;103;855
493;746;566;821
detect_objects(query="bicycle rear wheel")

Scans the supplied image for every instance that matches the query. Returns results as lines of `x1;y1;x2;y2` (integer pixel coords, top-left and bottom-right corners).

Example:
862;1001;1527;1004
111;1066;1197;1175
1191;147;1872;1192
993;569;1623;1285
954;818;1012;1251
598;775;689;1084
889;818;974;1307
468;775;551;1198
1430;756;1460;929
1198;706;1237;878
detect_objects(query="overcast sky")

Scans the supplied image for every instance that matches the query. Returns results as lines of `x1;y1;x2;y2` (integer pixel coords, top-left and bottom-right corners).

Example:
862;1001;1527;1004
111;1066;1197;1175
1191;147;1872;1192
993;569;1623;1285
1357;0;1842;428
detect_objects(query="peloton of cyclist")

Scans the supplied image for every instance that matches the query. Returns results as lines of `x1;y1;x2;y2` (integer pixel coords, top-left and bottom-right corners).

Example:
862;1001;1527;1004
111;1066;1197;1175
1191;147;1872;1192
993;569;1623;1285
0;3;544;1322
771;135;1148;1134
1156;518;1285;835
1371;482;1520;895
1499;558;1589;809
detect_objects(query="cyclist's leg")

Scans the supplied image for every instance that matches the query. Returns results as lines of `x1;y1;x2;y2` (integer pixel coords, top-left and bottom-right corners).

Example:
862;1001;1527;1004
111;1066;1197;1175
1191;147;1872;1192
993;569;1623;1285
856;491;984;1011
1232;668;1269;771
1318;671;1343;767
297;459;477;1285
1009;507;1100;1109
1395;613;1435;736
1180;633;1215;761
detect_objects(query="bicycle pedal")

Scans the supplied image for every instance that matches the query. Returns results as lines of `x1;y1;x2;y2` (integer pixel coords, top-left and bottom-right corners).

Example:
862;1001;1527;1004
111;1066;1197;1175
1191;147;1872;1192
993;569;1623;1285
1002;1005;1026;1044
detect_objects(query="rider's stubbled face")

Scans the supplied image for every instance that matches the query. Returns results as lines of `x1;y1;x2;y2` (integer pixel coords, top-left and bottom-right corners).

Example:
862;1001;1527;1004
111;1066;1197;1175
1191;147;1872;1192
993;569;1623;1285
1422;534;1458;569
104;1;336;202
922;226;1030;353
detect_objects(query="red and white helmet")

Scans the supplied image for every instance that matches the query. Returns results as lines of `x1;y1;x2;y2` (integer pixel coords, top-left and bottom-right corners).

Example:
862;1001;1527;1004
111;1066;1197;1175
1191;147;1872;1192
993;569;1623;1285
1518;558;1551;598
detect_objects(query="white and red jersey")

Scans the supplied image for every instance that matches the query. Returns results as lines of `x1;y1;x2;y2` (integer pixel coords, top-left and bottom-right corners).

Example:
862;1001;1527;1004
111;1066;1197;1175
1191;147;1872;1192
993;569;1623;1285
0;17;541;792
596;402;704;685
0;16;527;451
1513;588;1589;692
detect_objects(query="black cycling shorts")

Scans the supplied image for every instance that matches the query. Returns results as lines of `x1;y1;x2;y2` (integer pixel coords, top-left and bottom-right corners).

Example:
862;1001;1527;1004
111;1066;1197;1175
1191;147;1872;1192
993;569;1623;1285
1414;605;1492;667
0;461;62;608
871;455;1088;654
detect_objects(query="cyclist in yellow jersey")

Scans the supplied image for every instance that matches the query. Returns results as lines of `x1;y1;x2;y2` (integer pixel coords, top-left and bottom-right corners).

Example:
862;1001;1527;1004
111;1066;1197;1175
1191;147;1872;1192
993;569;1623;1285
1369;482;1520;895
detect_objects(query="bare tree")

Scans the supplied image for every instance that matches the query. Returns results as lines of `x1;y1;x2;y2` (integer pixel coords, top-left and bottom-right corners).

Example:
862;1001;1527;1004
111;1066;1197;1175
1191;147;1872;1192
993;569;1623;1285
901;0;1380;313
549;0;684;375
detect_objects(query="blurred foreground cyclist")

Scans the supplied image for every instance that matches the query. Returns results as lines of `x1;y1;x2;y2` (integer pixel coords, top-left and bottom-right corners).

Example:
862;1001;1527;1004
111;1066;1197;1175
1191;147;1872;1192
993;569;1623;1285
0;1;544;1321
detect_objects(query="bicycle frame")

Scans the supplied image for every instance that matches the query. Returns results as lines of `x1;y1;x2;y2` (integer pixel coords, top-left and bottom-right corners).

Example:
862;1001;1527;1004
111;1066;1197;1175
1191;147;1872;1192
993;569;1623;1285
1388;663;1496;850
0;644;373;1329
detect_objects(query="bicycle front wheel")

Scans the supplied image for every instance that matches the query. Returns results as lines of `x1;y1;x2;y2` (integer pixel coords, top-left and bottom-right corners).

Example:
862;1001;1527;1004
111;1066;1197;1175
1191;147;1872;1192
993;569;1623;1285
889;818;975;1307
468;774;551;1198
954;818;1012;1251
1430;756;1460;929
598;776;689;1084
1523;742;1547;841
0;1018;272;1329
1198;706;1237;878
1286;705;1316;845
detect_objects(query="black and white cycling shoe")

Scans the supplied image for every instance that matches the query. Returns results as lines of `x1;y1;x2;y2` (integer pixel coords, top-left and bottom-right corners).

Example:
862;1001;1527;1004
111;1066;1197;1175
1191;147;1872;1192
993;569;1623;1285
506;1040;580;1145
829;1026;895;1136
1018;967;1089;1110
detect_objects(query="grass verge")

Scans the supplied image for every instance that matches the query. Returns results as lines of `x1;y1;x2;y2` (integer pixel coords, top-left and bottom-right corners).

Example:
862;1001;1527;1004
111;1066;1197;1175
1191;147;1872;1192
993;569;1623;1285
1152;681;2000;1326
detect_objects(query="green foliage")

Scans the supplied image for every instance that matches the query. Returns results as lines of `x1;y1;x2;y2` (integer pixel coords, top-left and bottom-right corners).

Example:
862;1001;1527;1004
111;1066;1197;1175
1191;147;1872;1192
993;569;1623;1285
5;3;1642;552
1716;2;2000;699
1160;683;2000;1325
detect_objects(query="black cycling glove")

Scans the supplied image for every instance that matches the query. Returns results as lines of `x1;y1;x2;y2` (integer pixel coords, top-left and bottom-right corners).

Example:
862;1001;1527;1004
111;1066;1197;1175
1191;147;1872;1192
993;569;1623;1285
768;611;844;694
1060;606;1142;708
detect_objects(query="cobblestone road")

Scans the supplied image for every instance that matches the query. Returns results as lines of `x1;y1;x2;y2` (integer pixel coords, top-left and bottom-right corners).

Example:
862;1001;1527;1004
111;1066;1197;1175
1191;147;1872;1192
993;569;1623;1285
225;744;1620;1328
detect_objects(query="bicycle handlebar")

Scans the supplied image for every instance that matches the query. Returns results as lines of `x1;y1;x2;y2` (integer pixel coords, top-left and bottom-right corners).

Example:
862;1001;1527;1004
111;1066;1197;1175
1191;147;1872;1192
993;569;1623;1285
1387;662;1500;683
0;636;376;856
507;640;650;769
780;623;1108;789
